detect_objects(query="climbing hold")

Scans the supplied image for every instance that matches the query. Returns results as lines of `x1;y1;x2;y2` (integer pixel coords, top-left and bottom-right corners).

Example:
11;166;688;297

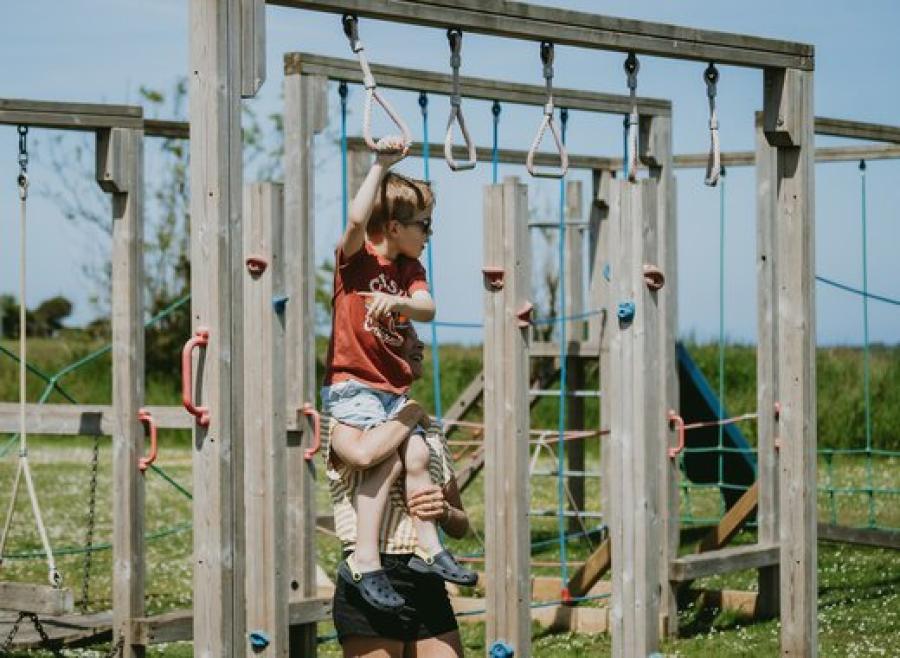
489;640;514;658
272;295;289;314
617;301;635;323
249;631;270;650
515;302;534;328
246;256;268;277
482;266;505;290
643;264;665;291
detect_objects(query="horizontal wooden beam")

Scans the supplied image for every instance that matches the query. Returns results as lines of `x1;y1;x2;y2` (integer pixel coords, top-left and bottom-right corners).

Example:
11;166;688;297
815;117;900;144
0;403;305;435
669;544;779;582
131;597;331;645
0;583;74;616
286;52;671;116
270;1;812;69
818;524;900;550
0;98;143;131
668;143;900;170
144;119;190;139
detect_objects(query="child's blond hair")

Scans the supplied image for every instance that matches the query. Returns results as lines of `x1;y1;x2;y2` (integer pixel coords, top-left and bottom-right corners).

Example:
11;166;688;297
368;172;433;237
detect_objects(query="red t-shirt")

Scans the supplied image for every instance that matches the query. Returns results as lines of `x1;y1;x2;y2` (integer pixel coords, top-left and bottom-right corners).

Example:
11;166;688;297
324;242;429;394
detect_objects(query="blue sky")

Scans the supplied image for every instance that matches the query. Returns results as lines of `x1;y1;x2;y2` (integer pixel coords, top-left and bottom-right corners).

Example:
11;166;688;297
1;1;898;345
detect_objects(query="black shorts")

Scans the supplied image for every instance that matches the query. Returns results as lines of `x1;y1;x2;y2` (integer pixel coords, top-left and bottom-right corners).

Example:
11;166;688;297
332;552;459;644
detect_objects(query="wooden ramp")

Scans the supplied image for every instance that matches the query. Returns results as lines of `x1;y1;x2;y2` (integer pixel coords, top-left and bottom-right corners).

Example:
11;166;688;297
0;610;112;650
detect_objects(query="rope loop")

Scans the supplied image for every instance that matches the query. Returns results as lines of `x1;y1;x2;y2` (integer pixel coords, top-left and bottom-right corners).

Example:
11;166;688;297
340;15;412;154
526;42;568;179
443;28;476;171
704;62;722;186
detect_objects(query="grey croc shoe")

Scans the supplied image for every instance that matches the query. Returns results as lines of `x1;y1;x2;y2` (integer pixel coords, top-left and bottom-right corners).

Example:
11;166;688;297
408;549;478;586
338;559;405;612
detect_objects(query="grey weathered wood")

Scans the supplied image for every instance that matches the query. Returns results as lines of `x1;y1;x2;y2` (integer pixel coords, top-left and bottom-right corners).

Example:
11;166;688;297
284;70;327;657
755;112;781;619
814;117;900;143
143;119;190;140
483;178;531;657
346;147;371;198
0;583;74;615
272;2;812;69
0;98;142;131
188;1;246;653
817;524;900;550
641;114;679;638
674;143;900;170
287;52;671;116
765;68;817;657
97;126;145;657
243;183;288;656
608;179;662;657
0;610;111;649
240;0;266;97
669;545;779;583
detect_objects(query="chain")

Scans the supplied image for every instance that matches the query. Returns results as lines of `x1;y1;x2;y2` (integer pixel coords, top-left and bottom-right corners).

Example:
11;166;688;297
1;611;27;654
103;634;125;658
17;125;28;201
79;433;101;613
29;613;62;657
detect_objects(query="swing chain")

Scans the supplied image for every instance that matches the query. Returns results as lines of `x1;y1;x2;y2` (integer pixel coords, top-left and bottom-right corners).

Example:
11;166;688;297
17;125;29;200
79;432;102;612
1;611;25;653
540;41;555;114
624;52;640;94
704;63;719;129
446;28;463;107
341;14;361;52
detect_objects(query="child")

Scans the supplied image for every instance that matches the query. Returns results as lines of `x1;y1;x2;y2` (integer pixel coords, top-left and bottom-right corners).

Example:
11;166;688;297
321;136;476;612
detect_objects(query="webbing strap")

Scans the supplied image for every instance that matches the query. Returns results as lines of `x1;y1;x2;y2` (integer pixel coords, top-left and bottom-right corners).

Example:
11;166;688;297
624;53;640;183
704;63;722;187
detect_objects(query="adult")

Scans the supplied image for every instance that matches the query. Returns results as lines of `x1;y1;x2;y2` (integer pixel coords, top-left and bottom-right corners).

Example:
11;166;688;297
325;325;469;658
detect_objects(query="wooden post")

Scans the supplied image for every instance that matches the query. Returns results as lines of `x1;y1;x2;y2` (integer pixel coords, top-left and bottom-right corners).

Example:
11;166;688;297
640;114;679;637
564;180;585;532
763;67;817;657
755;112;780;619
240;0;266;98
188;1;247;653
607;178;662;658
483;177;531;657
283;60;328;657
243;183;288;656
97;127;145;657
347;147;371;198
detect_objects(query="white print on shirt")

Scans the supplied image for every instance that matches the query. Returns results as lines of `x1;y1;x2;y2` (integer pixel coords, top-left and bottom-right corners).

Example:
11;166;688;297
363;274;406;348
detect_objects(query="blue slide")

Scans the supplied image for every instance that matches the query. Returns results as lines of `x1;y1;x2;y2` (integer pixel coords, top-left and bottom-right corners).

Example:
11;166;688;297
676;342;757;509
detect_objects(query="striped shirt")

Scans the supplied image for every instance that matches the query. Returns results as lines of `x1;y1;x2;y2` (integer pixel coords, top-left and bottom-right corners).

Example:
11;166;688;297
324;415;455;554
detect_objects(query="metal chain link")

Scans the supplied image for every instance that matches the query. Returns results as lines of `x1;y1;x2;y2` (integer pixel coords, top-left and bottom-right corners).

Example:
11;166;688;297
29;613;62;657
104;633;125;658
17;125;28;201
79;433;101;613
1;611;28;654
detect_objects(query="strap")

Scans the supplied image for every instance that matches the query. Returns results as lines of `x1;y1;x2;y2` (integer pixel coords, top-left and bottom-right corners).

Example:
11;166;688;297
341;14;412;154
624;53;640;183
704;63;722;187
526;42;569;179
443;29;477;171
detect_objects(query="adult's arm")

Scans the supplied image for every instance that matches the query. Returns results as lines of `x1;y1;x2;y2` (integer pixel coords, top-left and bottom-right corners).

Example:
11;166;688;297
330;402;425;470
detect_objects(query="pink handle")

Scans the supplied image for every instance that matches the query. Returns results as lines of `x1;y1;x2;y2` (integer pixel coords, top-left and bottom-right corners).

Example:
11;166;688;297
181;328;210;427
667;410;685;459
302;403;321;461
137;408;158;472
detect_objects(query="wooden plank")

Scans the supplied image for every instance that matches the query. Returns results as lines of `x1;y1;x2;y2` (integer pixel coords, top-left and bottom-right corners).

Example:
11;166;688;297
271;1;812;69
483;178;531;656
240;0;266;97
188;1;245;653
287;52;671;116
674;143;900;169
566;537;611;598
349;137;619;172
0;610;112;649
450;596;609;633
143;119;190;140
817;524;900;550
814;117;900;144
283;70;327;657
531;341;600;358
766;68;818;657
97;126;145;656
670;545;779;583
698;482;760;553
0;583;74;615
0;98;143;131
243;183;289;656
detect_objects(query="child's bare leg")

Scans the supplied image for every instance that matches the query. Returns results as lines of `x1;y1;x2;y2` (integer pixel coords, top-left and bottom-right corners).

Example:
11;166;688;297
354;450;403;572
331;401;426;470
401;433;443;555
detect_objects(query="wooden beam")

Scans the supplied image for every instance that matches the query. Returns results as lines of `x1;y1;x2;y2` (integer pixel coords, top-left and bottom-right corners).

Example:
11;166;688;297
566;538;611;599
673;143;900;169
243;183;288;656
143;119;190;140
240;0;266;97
286;52;671;116
0;98;142;131
483;177;531;656
817;524;900;550
188;0;246;653
698;482;759;553
97;126;145;657
670;545;779;583
0;583;74;616
270;1;813;69
814;117;900;144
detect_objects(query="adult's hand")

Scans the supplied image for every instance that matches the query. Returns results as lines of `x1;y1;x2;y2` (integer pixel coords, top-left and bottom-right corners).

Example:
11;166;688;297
406;484;449;522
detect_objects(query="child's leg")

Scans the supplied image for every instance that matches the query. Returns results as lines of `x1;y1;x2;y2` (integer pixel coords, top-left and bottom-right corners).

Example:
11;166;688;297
354;450;403;572
400;433;443;555
330;400;425;470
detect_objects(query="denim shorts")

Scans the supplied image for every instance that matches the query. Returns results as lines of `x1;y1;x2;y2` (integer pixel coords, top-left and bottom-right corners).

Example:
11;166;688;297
320;380;408;430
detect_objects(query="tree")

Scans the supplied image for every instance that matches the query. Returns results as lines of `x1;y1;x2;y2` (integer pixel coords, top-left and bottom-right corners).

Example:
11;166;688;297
32;295;73;337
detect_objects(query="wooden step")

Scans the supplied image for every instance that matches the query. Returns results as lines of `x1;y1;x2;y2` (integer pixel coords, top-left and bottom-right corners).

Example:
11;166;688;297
669;544;779;583
0;582;73;615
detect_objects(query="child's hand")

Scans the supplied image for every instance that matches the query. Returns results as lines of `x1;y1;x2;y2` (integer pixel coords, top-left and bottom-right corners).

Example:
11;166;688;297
374;135;409;167
358;291;402;321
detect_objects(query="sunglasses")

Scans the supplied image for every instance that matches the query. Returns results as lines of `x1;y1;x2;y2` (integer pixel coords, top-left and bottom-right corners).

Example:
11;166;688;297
402;217;432;234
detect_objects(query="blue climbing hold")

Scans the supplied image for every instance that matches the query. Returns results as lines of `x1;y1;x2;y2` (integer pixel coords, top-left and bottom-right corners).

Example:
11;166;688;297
603;263;611;281
617;301;636;322
272;295;289;314
489;640;514;658
249;631;270;650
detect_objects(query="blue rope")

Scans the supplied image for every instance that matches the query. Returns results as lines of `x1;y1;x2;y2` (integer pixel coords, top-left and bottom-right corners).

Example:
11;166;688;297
491;100;501;184
339;81;348;231
815;276;900;306
556;107;570;590
717;167;727;516
419;91;443;420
